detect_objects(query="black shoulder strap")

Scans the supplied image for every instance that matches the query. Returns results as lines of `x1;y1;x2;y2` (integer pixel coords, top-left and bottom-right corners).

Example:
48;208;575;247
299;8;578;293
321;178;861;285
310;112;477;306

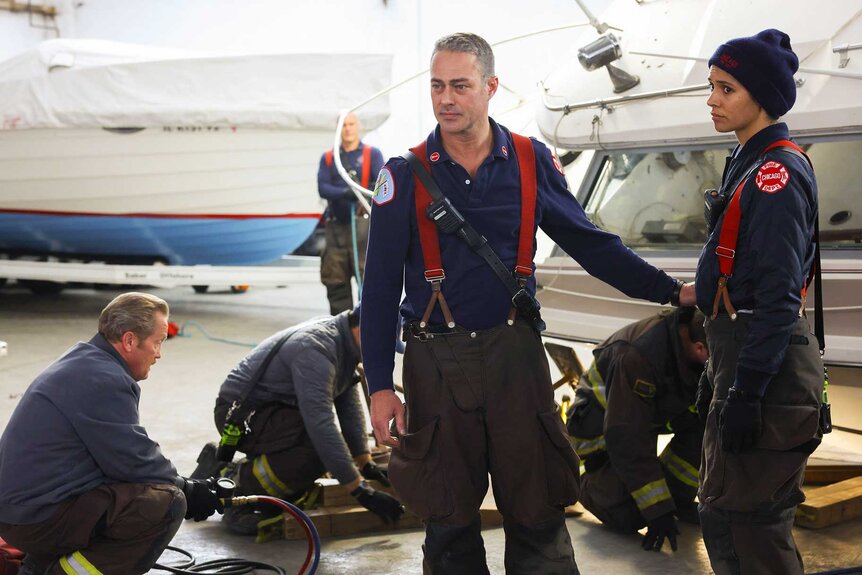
813;213;825;353
773;146;823;352
402;150;523;298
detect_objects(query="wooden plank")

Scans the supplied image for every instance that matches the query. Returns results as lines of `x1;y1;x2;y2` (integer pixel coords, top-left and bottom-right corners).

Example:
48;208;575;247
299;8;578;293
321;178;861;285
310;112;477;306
795;475;862;529
313;478;397;507
283;500;504;540
803;463;862;486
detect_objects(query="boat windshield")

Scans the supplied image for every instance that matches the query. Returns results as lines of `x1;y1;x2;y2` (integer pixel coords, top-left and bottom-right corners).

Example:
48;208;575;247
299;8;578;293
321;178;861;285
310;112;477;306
573;139;862;252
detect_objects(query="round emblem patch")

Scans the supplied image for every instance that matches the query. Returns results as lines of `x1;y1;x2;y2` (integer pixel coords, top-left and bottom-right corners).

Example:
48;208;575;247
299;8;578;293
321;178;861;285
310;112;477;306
429;152;440;162
501;145;508;157
755;161;789;193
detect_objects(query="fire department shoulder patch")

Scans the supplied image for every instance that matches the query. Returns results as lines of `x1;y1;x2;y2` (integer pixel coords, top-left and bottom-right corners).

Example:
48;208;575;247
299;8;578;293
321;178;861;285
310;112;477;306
372;167;395;205
755;161;790;193
552;153;565;175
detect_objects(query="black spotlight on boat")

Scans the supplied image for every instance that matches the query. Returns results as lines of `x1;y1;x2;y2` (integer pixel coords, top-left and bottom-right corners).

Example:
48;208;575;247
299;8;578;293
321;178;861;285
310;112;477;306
577;33;640;93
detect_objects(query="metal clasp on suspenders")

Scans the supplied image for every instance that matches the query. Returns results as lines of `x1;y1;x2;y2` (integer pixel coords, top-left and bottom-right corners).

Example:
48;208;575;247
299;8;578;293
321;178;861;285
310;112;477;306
419;269;455;332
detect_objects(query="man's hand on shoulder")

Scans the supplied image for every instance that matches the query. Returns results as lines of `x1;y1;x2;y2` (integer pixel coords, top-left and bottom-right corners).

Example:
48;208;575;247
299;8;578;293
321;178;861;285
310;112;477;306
370;389;405;448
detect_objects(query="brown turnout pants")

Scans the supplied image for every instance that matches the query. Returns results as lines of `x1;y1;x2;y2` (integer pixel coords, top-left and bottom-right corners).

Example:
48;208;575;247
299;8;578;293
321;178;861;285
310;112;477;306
388;321;581;575
320;215;369;314
0;483;184;575
699;315;823;575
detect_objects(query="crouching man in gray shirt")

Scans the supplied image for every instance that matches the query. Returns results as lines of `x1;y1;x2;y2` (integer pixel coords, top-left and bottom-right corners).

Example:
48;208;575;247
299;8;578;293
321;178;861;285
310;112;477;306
0;292;221;575
193;306;404;534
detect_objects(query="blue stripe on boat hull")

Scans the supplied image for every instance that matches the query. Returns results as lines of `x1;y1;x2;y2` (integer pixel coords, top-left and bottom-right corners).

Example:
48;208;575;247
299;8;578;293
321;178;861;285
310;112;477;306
0;213;319;265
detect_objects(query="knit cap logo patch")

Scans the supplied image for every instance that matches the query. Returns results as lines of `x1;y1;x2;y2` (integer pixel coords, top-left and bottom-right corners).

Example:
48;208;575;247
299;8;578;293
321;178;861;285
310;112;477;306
756;161;789;193
719;53;739;69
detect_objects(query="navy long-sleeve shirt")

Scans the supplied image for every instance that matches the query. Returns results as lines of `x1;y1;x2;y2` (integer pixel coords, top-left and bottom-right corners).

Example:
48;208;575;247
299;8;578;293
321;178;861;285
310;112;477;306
0;334;177;525
695;123;817;395
317;142;384;222
361;120;676;394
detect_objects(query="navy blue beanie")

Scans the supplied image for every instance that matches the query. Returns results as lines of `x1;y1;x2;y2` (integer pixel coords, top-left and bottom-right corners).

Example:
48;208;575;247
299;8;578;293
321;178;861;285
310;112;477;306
708;29;799;118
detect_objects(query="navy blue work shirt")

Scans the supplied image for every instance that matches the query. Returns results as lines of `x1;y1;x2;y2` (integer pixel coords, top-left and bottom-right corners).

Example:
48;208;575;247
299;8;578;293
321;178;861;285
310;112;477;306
362;120;676;394
317;142;384;222
695;122;817;396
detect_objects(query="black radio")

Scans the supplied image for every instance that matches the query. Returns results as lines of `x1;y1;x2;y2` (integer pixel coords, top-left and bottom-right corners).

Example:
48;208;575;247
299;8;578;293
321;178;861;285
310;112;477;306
425;196;466;235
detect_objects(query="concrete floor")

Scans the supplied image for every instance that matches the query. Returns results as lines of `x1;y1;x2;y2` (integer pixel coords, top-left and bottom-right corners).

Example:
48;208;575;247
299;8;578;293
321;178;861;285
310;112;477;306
1;280;861;575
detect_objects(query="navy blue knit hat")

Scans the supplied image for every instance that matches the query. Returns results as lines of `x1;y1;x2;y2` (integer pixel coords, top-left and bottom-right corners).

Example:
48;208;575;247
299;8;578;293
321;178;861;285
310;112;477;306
708;29;799;118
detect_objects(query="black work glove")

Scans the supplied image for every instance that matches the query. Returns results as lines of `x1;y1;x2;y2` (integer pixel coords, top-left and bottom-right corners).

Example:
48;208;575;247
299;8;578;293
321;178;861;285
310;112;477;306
641;512;679;552
181;477;223;522
351;481;404;523
361;461;391;487
695;363;713;424
718;387;763;453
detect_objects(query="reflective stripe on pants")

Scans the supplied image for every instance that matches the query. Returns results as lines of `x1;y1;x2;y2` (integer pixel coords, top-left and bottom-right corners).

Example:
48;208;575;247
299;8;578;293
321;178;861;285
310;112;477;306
60;552;102;575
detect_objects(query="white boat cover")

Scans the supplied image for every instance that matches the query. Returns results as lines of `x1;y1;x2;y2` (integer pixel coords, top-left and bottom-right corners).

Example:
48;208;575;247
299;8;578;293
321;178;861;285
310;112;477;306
0;39;391;130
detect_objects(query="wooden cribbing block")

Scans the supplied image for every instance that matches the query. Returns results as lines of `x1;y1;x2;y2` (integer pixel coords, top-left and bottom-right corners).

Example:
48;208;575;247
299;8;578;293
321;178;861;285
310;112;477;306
313;478;397;507
283;500;505;540
803;463;862;486
795;475;862;528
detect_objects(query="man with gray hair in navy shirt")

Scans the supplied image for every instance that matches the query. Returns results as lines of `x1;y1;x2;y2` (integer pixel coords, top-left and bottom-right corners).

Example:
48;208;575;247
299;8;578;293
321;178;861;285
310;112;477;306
361;32;694;574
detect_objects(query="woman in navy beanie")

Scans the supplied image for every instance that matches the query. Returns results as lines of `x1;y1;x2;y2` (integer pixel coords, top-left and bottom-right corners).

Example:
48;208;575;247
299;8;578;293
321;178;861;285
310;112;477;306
695;29;824;575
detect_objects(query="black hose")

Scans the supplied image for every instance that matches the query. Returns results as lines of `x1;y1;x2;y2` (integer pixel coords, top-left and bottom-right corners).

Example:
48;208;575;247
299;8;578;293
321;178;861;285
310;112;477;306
153;546;287;575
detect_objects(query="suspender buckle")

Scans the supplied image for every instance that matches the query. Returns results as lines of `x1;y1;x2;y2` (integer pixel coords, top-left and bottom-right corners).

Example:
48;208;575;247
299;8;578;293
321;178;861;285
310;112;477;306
424;269;445;282
715;246;735;260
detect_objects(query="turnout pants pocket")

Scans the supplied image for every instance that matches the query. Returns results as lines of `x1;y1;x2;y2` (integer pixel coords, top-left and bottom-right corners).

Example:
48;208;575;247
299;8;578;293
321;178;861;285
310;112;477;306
538;410;581;507
388;417;453;521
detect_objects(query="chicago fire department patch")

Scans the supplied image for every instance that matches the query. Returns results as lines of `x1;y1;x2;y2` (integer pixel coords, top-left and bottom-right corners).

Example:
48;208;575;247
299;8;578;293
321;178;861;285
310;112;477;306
755;161;790;193
372;167;395;205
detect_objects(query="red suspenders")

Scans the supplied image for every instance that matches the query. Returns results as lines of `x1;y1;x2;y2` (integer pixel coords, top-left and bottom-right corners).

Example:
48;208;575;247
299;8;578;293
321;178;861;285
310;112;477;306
712;139;813;319
410;133;538;329
324;145;373;187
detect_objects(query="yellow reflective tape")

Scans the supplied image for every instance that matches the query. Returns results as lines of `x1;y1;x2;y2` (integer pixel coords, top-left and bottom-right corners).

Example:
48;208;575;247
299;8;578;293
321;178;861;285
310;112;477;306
585;362;607;409
59;552;103;575
631;478;672;511
570;434;606;457
59;557;77;575
660;448;699;488
252;454;290;497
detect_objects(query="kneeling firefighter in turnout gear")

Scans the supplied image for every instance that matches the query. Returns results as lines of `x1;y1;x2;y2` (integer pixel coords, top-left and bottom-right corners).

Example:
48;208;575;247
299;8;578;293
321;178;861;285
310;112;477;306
567;307;708;552
190;306;404;535
696;29;827;575
0;293;222;575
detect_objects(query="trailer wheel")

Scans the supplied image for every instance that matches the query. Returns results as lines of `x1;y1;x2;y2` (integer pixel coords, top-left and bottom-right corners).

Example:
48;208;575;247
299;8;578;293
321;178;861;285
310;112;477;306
192;285;209;294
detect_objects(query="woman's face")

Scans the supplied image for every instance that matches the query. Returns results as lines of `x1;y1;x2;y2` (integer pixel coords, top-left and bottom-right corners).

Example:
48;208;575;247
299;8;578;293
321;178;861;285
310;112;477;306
707;66;766;141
